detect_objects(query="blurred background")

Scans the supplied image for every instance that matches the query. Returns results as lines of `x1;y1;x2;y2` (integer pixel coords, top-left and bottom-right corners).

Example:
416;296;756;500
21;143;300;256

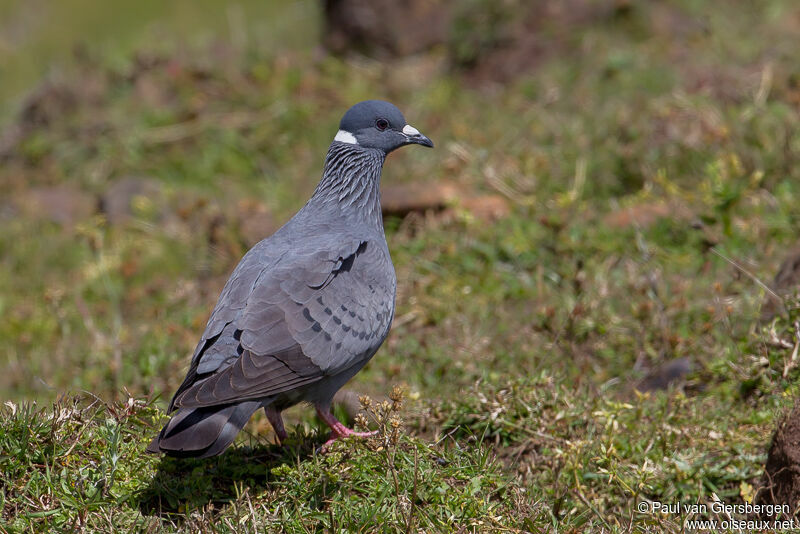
1;0;800;418
4;0;800;527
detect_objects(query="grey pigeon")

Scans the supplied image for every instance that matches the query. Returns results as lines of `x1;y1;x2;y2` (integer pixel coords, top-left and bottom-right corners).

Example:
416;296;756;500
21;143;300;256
147;100;433;457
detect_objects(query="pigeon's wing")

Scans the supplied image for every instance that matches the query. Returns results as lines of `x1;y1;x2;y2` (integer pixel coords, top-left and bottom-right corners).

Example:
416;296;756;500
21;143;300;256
171;238;395;410
262;239;396;374
166;241;279;412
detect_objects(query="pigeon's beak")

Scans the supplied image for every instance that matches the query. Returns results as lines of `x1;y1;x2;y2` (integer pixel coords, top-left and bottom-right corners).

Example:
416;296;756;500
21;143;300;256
402;124;434;148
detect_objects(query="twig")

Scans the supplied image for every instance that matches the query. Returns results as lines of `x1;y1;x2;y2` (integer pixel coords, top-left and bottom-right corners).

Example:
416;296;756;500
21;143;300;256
406;447;419;534
434;426;460;446
500;418;561;442
485;164;521;201
782;321;800;378
141;109;278;146
710;248;786;312
573;488;612;530
387;445;410;528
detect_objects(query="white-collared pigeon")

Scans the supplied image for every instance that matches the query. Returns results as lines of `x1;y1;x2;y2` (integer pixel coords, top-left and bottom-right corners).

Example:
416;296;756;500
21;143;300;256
147;100;433;457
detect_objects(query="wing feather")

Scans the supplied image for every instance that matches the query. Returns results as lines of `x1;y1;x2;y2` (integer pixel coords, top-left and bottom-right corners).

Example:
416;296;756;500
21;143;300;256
169;237;395;411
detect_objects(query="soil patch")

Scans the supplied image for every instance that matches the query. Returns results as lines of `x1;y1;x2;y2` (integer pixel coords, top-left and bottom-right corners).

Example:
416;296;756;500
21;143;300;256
754;402;800;518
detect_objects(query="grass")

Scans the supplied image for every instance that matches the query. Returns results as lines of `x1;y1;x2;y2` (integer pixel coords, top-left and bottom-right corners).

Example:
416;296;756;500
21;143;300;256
0;0;318;121
2;0;800;531
1;391;536;532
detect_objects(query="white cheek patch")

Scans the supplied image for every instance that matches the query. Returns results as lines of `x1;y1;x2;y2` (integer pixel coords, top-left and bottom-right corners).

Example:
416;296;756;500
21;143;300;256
334;130;358;144
402;124;420;136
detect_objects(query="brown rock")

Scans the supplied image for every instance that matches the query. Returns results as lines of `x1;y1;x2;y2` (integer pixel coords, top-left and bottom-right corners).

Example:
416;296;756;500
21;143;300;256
321;0;628;87
100;176;163;224
636;358;691;392
322;0;451;57
381;180;460;217
15;185;97;226
603;201;691;229
455;0;618;85
456;194;511;221
604;202;670;228
381;180;511;222
754;402;800;520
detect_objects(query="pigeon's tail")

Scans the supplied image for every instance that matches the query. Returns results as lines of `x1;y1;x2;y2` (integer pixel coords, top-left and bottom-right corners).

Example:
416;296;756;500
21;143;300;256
146;401;261;458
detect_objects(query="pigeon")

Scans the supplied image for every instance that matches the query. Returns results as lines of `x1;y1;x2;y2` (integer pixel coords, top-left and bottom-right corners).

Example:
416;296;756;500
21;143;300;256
147;100;433;457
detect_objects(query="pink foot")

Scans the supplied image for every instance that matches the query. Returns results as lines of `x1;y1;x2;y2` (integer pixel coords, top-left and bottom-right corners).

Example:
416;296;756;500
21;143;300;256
315;405;377;449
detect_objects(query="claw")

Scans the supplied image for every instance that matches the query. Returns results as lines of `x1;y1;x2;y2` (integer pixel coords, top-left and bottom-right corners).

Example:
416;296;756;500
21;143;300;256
315;405;376;450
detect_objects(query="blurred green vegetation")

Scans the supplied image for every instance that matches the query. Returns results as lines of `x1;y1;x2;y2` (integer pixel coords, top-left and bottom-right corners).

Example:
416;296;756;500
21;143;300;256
2;0;800;531
0;0;318;121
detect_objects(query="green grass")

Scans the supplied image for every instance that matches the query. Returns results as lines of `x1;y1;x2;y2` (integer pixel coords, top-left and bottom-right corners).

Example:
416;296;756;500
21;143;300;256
1;392;536;532
2;0;800;531
0;0;318;121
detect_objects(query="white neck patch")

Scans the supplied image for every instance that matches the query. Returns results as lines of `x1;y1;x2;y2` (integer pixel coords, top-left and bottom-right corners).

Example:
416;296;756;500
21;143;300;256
334;130;358;144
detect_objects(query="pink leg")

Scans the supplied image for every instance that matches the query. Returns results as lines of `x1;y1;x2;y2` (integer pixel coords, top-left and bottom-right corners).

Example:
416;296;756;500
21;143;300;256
264;406;288;444
315;405;376;447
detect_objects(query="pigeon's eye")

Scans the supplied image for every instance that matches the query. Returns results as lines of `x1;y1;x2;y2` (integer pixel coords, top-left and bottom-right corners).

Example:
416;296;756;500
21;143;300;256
375;118;389;131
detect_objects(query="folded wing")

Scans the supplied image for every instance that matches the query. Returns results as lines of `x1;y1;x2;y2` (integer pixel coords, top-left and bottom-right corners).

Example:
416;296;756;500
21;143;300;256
168;238;395;410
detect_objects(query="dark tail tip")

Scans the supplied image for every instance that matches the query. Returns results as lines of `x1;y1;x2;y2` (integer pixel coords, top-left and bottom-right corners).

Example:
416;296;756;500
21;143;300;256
146;435;163;454
146;401;261;458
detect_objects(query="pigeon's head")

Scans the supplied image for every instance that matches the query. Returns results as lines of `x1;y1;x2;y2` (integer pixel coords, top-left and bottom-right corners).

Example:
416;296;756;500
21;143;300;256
334;100;434;153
